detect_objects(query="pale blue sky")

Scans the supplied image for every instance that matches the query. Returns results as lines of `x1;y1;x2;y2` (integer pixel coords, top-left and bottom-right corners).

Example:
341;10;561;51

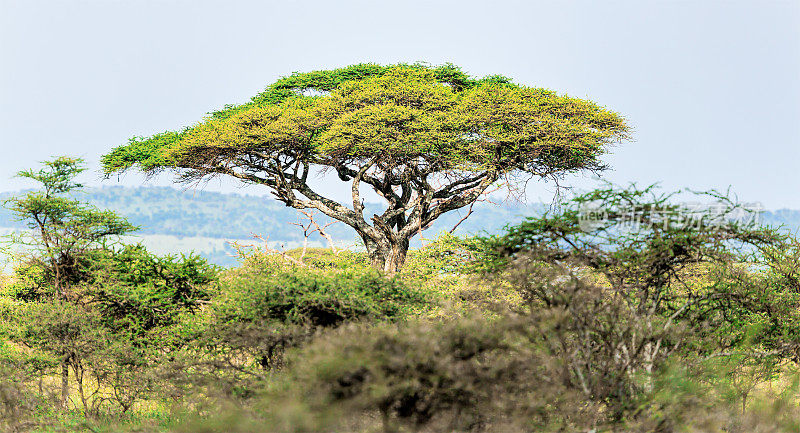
1;0;798;208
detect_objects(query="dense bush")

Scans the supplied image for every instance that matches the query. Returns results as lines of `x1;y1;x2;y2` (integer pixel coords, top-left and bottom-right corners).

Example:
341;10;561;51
470;185;800;424
3;157;138;301
401;232;487;279
480;185;800;358
183;263;433;391
85;244;218;332
191;312;800;433
268;316;589;432
283;247;370;270
217;262;430;327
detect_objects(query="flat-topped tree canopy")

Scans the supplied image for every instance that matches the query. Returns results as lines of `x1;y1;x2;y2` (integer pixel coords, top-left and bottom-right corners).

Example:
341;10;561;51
102;63;630;272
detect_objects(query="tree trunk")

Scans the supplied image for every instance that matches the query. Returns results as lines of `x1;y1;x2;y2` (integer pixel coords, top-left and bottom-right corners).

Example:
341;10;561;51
385;239;409;273
363;236;410;273
72;362;89;415
60;356;70;408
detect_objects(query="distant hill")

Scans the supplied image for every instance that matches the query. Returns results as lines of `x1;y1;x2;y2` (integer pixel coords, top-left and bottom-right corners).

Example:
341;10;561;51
0;186;548;267
1;186;798;267
0;185;547;240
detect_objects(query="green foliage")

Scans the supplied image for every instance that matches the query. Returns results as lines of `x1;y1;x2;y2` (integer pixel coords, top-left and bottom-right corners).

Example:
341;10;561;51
214;264;430;328
85;244;218;332
5;260;49;301
101;63;515;174
275;316;554;432
473;184;800;420
4;157;138;297
102;63;627;176
403;232;488;279
0;157;220;422
1;270;212;418
7;157;137;246
13;301;105;366
478;185;790;334
480;184;779;271
6;243;218;336
273;247;369;270
15;156;87;195
171;262;432;396
244;313;800;433
0;358;52;432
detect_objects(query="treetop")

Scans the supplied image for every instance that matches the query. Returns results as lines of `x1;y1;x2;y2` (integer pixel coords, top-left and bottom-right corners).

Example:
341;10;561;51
101;63;629;179
17;156;87;197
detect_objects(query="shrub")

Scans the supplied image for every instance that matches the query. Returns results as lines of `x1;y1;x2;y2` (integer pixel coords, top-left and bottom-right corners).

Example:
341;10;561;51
280;317;546;432
183;264;433;397
237;293;800;433
402;232;487;279
84;244;218;333
216;265;429;328
0;359;53;432
283;247;370;270
232;243;370;272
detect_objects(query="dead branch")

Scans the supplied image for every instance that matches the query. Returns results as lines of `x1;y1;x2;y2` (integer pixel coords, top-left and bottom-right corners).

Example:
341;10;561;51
448;183;504;234
298;210;341;255
227;234;307;267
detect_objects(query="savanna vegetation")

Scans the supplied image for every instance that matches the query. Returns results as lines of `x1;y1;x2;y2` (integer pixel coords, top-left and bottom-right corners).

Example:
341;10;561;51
3;64;800;432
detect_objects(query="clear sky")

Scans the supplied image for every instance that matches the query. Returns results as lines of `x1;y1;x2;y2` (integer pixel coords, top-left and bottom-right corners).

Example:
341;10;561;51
1;0;798;208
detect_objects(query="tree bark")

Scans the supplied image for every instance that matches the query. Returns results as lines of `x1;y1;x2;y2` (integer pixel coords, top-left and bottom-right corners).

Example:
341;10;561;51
60;356;69;408
72;362;89;415
362;235;410;274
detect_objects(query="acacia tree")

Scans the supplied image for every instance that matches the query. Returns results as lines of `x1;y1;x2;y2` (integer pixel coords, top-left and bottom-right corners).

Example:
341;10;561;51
102;63;629;272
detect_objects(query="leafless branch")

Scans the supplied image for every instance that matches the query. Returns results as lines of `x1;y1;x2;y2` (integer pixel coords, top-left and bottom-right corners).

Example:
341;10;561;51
227;234;307;267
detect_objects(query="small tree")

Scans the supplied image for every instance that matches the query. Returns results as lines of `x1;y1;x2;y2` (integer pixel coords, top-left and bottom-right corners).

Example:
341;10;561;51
102;63;629;272
4;157;137;299
479;184;797;416
3;157;136;407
